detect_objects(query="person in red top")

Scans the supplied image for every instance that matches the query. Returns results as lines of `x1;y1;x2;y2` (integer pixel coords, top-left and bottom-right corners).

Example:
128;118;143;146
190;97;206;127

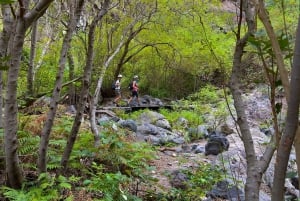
128;75;140;105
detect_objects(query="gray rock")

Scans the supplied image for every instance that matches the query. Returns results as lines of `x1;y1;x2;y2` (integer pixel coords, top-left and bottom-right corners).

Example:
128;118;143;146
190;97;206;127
155;118;171;131
205;132;229;156
97;116;110;125
119;119;137;132
139;110;166;124
206;180;244;201
170;170;189;190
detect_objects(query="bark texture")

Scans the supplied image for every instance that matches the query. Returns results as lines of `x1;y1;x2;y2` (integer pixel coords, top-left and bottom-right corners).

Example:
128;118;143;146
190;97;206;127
60;0;110;171
230;0;275;200
27;19;38;95
271;16;300;201
0;4;14;128
257;0;290;100
4;0;54;188
38;0;84;174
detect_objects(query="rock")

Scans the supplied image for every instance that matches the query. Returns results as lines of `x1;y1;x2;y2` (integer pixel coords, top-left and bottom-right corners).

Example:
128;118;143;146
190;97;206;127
119;119;137;132
139;111;166;124
176;117;189;128
155;118;172;131
66;105;76;114
220;123;234;135
170;170;189;190
191;144;205;154
188;125;208;140
137;123;160;135
141;95;164;105
206;180;244;200
97;116;110;125
136;124;185;145
205;132;229;156
260;127;274;136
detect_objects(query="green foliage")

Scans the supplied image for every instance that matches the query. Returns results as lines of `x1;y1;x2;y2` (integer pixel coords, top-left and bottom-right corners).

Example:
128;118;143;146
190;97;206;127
187;84;220;103
18;131;40;156
97;124;156;178
182;164;224;198
117;109;148;121
159;108;203;129
0;0;16;4
1;173;72;201
84;163;142;201
145;163;223;201
16;130;40;170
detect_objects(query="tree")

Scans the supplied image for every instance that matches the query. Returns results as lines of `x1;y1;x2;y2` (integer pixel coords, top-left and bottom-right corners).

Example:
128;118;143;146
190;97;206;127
27;1;38;96
0;4;14;128
60;0;110;172
229;0;275;200
38;0;84;174
3;0;53;189
271;14;300;201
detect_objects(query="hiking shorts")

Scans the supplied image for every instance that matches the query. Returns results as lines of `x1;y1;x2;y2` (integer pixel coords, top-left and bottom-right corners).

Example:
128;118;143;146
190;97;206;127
131;90;138;97
115;89;121;96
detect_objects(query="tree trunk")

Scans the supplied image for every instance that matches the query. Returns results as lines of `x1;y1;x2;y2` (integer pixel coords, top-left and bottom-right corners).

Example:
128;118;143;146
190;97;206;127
257;0;300;193
0;4;14;128
38;0;83;174
27;19;38;96
60;0;110;172
4;0;53;188
90;37;125;146
229;0;276;200
67;52;76;105
230;37;262;201
257;0;290;101
271;15;300;201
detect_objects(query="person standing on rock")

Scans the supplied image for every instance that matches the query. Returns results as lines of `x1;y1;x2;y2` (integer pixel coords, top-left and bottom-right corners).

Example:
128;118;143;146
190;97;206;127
113;74;123;106
128;75;140;106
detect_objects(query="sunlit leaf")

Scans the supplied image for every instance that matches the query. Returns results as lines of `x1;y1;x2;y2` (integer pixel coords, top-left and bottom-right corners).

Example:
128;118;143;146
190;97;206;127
0;0;16;4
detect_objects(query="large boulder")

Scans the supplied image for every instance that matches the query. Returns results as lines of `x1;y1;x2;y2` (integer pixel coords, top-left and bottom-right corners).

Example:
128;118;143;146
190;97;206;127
119;119;137;132
205;132;229;156
206;180;244;201
136;123;185;145
140;95;164;106
138;111;171;130
170;170;189;190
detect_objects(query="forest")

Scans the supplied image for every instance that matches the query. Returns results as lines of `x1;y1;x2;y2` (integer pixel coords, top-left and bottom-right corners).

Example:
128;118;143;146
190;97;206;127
0;0;300;200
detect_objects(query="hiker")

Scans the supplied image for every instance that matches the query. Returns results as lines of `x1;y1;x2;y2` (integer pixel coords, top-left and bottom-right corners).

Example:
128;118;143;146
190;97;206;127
113;74;123;106
128;75;140;106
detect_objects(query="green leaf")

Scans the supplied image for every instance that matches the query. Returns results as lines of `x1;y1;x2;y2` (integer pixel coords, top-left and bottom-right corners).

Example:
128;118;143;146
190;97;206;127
83;179;92;185
0;0;16;4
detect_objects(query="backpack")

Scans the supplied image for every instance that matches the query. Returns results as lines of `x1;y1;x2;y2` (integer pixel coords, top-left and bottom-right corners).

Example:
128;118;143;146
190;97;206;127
128;81;133;91
112;81;116;90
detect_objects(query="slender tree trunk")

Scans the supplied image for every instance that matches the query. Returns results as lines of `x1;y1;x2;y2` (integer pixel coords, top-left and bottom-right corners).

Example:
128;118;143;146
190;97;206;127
271;15;300;201
257;0;290;101
67;52;76;105
60;0;110;172
229;0;276;200
90;37;124;146
257;0;300;193
38;0;84;174
27;19;38;96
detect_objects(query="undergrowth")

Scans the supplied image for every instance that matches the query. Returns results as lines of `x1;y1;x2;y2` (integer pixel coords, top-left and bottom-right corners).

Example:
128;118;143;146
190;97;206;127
1;86;229;200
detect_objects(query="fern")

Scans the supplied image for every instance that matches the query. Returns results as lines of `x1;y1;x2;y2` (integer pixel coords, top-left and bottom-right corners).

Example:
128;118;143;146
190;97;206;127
18;131;40;155
1;173;73;201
